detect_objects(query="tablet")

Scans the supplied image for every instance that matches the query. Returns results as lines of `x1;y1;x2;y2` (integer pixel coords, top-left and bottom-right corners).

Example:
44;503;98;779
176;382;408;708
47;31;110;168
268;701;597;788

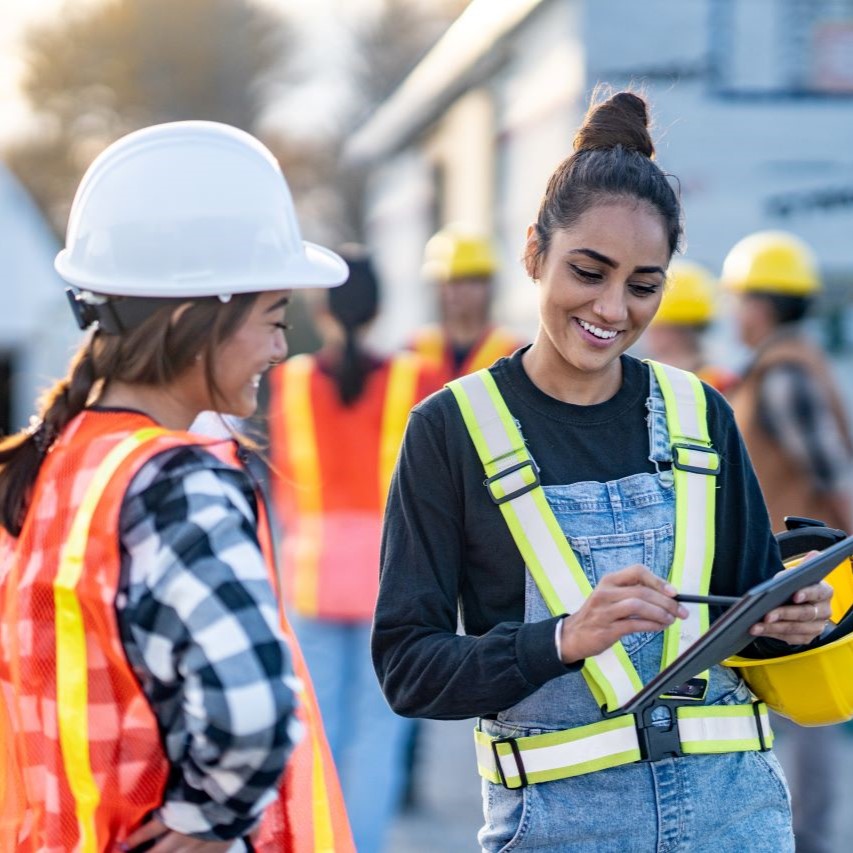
618;534;853;716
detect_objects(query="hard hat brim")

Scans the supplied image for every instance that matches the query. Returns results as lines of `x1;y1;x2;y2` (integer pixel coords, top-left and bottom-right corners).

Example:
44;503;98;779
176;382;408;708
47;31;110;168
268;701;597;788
54;239;348;298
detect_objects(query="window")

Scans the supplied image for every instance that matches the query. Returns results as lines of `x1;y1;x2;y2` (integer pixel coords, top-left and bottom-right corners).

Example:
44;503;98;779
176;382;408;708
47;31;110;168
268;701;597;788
711;0;853;96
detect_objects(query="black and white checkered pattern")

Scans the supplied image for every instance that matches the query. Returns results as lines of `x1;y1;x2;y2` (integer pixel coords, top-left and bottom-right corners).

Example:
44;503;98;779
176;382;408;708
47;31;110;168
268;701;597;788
117;446;301;841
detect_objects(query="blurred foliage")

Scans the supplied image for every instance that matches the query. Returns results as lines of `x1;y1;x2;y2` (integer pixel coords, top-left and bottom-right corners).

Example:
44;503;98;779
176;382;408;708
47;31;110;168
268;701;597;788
3;0;294;235
270;0;469;245
4;0;471;245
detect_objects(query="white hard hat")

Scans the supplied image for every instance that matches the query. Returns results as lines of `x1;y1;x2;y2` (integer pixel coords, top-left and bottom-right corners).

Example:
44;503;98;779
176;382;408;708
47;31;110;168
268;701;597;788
55;121;347;298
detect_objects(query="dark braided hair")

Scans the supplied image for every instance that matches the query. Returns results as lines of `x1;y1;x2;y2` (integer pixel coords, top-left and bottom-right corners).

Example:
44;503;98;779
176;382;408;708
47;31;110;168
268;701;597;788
0;294;256;535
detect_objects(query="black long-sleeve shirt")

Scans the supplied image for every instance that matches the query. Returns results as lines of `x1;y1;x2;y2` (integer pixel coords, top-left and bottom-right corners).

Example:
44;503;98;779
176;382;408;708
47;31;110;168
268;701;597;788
372;350;782;720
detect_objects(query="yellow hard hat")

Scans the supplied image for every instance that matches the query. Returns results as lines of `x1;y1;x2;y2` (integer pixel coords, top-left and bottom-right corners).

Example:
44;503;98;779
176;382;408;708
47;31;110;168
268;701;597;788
422;224;498;281
725;523;853;726
721;230;821;297
653;260;716;326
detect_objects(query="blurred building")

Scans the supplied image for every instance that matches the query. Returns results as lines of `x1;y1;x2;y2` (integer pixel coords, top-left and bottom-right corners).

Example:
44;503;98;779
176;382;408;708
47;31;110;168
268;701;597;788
345;0;853;351
0;164;81;433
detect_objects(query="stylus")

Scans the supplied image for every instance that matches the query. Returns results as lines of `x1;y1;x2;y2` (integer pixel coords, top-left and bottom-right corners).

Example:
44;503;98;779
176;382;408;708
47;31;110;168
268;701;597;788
674;593;740;606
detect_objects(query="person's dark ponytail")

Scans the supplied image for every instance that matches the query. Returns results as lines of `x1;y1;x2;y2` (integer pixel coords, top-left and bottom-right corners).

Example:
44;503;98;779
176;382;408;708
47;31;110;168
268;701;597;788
0;335;99;535
327;249;380;406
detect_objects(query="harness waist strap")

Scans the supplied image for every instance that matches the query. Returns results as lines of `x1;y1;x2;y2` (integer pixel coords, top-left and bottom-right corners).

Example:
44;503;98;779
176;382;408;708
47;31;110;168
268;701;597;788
475;702;773;789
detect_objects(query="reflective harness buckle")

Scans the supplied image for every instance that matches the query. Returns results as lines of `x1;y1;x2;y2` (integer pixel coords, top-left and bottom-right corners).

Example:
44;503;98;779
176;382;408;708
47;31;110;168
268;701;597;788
484;459;540;505
491;736;528;789
633;701;685;763
671;442;721;476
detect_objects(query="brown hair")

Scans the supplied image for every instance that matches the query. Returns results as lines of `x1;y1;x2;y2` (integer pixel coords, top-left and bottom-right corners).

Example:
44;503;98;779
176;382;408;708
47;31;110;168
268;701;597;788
527;90;682;277
0;294;256;535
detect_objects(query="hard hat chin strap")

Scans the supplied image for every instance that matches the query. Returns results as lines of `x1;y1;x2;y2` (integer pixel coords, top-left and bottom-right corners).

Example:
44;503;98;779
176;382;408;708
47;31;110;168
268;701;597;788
65;288;182;335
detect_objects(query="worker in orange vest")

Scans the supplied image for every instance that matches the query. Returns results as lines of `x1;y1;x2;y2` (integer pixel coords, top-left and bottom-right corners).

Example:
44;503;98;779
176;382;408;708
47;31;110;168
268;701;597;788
722;230;853;853
0;122;354;852
643;259;738;395
411;224;523;382
267;247;439;853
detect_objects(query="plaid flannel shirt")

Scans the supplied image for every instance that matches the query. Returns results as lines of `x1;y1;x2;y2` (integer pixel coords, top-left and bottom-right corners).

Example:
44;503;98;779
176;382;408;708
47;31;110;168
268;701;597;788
116;445;300;841
759;362;852;493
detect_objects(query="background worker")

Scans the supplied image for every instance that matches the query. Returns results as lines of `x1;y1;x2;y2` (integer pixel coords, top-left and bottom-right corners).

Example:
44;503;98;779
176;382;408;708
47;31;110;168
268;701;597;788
722;229;853;853
723;230;852;535
643;258;738;394
411;223;523;383
0;121;354;852
374;91;831;853
267;249;438;853
404;224;524;809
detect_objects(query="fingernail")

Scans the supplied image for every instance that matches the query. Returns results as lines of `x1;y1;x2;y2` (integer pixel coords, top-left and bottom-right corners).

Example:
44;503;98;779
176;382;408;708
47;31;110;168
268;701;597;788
767;613;778;623
678;607;689;619
794;592;805;603
664;583;676;595
752;625;764;635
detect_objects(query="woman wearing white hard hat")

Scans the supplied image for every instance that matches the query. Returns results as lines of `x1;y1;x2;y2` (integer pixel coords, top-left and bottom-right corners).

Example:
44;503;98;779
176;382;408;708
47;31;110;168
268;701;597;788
0;122;354;852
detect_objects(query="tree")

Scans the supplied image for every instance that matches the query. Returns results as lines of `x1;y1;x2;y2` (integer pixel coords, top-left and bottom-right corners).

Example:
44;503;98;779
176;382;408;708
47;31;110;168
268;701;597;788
4;0;295;234
271;0;469;244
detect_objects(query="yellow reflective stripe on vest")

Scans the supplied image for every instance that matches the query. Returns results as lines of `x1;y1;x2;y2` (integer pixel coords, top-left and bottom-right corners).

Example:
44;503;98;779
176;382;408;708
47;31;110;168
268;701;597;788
54;427;167;852
411;327;444;369
448;370;643;710
283;355;324;616
379;353;421;508
648;362;717;675
474;702;772;788
467;327;517;373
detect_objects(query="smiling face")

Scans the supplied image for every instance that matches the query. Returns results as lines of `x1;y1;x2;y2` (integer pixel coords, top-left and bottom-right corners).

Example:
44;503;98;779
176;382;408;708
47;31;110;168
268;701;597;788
206;289;290;417
524;200;670;401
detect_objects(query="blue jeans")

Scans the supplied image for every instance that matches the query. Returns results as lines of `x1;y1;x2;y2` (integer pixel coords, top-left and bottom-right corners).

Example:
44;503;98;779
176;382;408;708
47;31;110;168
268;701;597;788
290;615;412;853
477;371;793;852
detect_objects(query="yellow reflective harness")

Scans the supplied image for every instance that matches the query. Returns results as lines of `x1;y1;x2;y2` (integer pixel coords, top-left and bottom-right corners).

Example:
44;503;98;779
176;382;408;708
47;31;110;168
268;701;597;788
448;361;772;789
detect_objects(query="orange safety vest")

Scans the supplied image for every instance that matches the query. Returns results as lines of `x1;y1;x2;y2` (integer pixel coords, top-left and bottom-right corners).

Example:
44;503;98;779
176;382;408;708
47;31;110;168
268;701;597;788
268;352;436;620
0;410;354;853
696;364;739;397
410;324;522;383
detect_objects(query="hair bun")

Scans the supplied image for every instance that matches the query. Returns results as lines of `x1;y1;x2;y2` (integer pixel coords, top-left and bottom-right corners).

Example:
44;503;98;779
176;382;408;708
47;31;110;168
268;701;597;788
573;91;655;159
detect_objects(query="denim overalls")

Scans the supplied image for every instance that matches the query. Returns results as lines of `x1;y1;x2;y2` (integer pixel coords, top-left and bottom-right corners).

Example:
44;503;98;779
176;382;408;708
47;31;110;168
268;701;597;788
477;370;793;853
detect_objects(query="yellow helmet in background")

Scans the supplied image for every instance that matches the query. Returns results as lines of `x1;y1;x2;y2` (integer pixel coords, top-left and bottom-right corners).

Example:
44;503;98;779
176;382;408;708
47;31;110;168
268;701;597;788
422;224;498;282
721;230;821;297
653;260;716;326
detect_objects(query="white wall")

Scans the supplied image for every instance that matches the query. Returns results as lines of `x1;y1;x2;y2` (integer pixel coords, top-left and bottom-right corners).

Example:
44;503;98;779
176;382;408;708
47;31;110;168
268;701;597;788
584;0;853;289
363;151;437;353
493;0;585;339
358;0;853;353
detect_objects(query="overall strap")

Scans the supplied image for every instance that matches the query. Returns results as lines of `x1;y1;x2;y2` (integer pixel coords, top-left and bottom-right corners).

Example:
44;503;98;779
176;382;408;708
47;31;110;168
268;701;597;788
646;361;718;678
448;370;643;711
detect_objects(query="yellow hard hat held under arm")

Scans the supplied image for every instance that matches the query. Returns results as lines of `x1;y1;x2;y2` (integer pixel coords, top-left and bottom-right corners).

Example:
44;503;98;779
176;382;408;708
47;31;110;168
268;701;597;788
725;517;853;726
